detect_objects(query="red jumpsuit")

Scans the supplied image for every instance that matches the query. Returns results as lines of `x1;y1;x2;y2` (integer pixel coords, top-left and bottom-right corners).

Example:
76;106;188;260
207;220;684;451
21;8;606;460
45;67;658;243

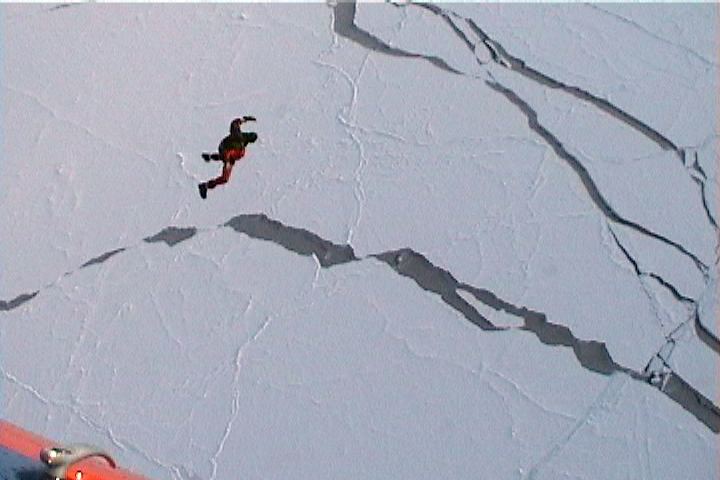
207;147;245;189
199;124;256;198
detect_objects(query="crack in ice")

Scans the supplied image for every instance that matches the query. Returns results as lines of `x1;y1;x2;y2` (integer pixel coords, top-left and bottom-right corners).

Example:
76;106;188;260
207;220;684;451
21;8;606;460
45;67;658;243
81;248;127;269
410;2;718;232
332;1;465;76
209;315;272;480
326;0;715;325
144;227;199;247
526;374;627;479
312;57;372;245
586;4;719;68
608;226;696;304
3;5;718;432
487;79;710;278
4;212;718;432
608;225;720;355
0;291;39;311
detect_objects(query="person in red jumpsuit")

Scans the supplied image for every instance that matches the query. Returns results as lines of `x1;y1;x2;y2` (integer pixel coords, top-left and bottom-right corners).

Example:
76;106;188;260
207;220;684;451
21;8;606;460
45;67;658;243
199;116;257;199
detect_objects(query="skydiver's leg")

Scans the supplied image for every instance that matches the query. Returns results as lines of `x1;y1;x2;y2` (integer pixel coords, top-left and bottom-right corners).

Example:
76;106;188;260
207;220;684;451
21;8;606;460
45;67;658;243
207;161;234;189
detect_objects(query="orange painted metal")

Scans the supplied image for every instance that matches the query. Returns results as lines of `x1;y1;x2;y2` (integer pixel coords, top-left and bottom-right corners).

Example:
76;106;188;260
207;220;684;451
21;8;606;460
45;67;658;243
0;420;47;459
0;420;148;480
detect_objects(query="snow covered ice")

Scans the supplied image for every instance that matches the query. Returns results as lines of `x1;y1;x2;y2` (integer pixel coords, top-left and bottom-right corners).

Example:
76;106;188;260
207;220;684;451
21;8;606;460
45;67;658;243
1;3;718;479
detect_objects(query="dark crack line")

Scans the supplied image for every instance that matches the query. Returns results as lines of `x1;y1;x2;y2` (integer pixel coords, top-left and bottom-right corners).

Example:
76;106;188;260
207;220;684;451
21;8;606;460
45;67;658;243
226;214;357;268
331;0;713;277
0;230;201;311
393;1;486;68
144;227;198;247
642;335;680;403
694;309;720;356
418;1;683;153
685;150;717;229
414;3;503;65
413;2;718;233
81;248;126;269
332;1;465;77
463;5;719;233
458;9;681;154
0;292;39;312
610;225;720;355
660;373;720;433
372;249;501;332
3;212;718;432
332;0;713;279
690;172;719;231
691;151;707;181
223;214;719;431
608;226;695;305
487;79;709;278
455;283;619;375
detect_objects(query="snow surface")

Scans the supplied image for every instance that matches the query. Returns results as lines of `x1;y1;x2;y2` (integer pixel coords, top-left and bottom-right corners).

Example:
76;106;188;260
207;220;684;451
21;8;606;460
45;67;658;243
1;3;718;480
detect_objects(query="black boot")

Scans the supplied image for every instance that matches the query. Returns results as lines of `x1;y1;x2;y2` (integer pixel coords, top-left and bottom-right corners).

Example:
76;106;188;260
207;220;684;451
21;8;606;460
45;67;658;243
198;183;208;199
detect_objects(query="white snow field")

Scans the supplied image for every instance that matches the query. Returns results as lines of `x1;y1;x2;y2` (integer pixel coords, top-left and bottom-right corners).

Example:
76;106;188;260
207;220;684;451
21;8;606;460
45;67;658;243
1;3;718;479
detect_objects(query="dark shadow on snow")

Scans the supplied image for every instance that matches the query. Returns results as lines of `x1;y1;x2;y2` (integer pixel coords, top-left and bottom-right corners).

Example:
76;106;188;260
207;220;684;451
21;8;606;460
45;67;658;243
332;1;464;76
0;292;39;312
2;211;718;433
487;80;709;278
225;213;357;267
81;248;126;269
374;249;500;332
144;227;198;247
